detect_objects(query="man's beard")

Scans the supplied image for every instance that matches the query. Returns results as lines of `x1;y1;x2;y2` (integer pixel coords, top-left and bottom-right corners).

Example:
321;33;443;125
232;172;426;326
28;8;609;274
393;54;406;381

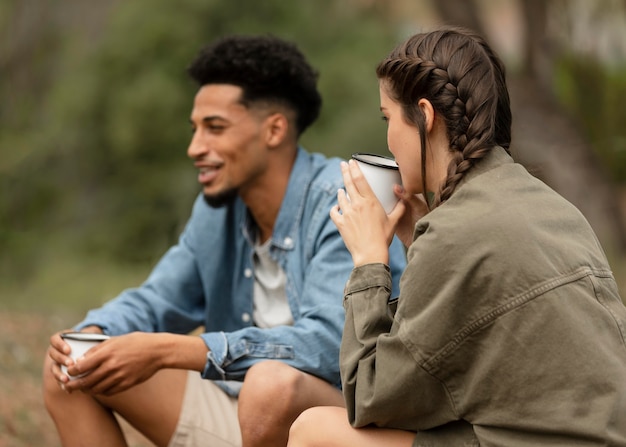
203;188;238;208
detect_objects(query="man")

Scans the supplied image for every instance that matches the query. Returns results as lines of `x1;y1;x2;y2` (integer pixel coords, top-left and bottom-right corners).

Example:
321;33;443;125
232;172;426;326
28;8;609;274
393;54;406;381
43;34;406;447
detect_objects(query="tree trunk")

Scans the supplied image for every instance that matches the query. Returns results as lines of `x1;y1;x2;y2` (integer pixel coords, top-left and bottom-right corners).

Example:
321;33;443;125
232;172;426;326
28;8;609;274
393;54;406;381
508;75;626;253
430;0;485;35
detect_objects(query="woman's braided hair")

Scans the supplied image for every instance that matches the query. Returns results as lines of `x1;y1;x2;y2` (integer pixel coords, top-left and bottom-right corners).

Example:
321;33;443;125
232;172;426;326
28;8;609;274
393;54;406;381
376;27;512;208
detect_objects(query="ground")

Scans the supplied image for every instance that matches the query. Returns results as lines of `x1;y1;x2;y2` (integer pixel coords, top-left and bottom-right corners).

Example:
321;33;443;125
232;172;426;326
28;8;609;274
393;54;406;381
0;311;151;447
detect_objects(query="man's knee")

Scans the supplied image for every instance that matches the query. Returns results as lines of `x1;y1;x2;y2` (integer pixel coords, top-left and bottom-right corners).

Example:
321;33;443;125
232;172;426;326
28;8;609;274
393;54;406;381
42;354;65;412
239;361;306;446
240;360;303;401
240;360;303;405
42;353;104;418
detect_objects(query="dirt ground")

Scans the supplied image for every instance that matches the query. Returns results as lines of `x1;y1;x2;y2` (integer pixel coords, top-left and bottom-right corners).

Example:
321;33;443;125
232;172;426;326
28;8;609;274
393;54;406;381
0;311;151;447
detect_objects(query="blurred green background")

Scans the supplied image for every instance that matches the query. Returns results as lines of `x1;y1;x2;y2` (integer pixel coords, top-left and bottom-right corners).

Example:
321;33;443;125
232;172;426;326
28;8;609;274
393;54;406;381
1;0;625;317
1;0;626;445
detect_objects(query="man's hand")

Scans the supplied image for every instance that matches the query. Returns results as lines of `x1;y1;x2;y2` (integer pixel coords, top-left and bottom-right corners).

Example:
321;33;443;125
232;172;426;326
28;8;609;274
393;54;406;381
57;332;208;396
62;332;164;396
47;326;104;392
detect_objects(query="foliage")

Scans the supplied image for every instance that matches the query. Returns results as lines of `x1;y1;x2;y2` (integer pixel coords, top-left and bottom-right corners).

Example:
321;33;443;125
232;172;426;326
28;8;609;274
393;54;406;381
0;0;397;287
3;0;624;311
554;56;626;182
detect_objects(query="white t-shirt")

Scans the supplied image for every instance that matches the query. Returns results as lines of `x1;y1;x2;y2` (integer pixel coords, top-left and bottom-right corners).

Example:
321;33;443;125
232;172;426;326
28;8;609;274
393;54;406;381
252;237;293;329
221;238;293;394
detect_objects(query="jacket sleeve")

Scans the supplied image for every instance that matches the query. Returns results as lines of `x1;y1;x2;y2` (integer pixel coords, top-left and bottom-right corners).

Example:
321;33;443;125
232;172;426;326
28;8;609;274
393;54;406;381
74;224;206;335
340;263;457;432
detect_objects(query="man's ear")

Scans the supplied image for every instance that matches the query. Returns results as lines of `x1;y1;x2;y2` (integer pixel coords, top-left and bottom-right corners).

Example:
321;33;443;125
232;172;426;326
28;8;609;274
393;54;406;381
265;113;289;148
418;98;436;133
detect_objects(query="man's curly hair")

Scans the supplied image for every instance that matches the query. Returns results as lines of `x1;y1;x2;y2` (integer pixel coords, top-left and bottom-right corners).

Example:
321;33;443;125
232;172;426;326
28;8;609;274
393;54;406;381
187;34;322;137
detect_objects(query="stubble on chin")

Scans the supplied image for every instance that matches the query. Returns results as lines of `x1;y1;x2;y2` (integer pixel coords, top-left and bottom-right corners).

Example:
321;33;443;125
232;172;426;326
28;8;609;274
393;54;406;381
203;188;238;208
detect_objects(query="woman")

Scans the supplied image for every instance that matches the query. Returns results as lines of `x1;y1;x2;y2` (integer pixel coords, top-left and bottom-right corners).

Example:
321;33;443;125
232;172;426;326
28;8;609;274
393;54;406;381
287;27;626;446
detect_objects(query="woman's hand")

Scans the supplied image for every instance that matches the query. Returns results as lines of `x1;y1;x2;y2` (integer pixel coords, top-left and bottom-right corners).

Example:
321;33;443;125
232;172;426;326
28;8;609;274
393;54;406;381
393;185;430;248
330;160;405;267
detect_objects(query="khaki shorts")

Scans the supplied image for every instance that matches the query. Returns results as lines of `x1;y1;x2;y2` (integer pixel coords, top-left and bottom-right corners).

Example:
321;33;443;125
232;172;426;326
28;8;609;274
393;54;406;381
168;371;241;447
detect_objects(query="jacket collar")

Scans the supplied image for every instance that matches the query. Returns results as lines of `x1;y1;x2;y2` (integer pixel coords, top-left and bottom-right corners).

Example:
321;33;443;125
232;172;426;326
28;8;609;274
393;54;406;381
242;147;309;251
457;146;514;191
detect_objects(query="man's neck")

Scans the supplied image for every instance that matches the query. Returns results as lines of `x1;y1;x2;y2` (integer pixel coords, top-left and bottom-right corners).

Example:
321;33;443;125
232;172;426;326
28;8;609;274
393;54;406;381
242;147;297;244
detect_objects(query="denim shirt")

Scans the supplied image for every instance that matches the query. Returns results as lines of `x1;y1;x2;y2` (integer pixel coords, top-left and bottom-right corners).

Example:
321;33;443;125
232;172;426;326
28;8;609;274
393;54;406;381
76;147;406;393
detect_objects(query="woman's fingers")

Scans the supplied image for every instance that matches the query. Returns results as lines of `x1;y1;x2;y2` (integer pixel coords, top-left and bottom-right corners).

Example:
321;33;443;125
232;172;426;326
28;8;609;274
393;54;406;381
391;185;431;247
336;186;350;212
386;199;406;226
341;159;375;201
347;159;376;198
340;161;359;201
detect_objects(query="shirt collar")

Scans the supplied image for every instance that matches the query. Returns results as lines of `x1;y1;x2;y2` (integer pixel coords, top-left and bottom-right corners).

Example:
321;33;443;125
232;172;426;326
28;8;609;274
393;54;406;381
242;147;310;251
271;147;310;251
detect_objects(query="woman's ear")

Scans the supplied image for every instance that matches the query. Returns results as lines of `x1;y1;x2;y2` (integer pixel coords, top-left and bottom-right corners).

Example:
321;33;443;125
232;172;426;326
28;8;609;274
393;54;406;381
265;113;289;148
418;99;436;133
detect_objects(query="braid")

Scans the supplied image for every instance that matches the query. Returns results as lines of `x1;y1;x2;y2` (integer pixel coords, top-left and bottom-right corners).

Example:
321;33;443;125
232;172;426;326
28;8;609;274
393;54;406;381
376;26;511;208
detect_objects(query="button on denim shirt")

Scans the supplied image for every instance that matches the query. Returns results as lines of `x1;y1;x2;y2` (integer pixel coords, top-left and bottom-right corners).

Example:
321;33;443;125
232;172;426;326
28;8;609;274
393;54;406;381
76;147;407;394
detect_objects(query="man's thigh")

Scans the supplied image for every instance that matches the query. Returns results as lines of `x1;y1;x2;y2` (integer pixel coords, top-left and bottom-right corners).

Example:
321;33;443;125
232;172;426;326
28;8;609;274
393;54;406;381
168;371;240;447
97;369;240;447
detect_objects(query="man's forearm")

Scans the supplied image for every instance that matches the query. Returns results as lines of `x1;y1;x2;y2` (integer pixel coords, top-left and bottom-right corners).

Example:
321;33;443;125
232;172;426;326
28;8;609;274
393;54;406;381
154;333;208;372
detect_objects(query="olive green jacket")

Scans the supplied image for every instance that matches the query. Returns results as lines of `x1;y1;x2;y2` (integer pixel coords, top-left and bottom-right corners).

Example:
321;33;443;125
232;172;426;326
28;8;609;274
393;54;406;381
340;147;626;446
